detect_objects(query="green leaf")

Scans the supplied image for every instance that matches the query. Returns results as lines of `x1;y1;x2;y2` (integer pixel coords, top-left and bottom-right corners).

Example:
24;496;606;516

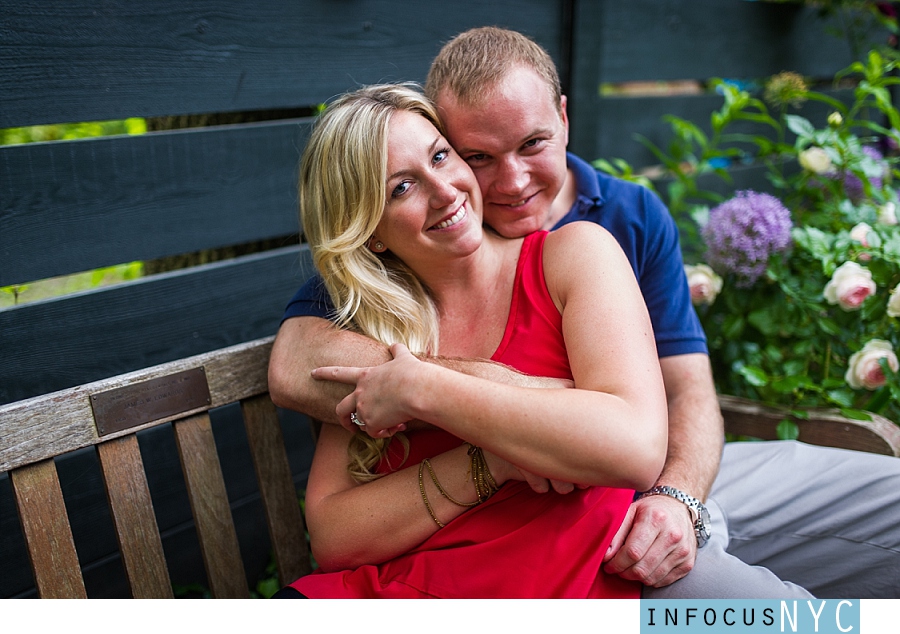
826;390;856;408
770;375;812;394
816;317;842;337
722;314;745;339
739;365;769;387
255;576;281;599
776;419;800;441
839;408;874;422
864;386;892;413
747;309;778;337
785;115;815;139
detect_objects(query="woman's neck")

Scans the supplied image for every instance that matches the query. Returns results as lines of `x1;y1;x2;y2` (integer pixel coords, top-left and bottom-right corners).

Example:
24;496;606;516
429;232;524;359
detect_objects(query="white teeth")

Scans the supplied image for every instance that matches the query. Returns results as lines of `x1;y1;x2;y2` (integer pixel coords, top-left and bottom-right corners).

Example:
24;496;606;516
433;205;467;229
509;199;527;208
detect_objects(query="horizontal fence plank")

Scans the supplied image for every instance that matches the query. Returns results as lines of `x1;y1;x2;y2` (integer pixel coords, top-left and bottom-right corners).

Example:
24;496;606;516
1;120;308;287
0;0;565;129
0;245;314;405
596;0;884;84
567;0;887;158
584;89;856;168
0;335;277;473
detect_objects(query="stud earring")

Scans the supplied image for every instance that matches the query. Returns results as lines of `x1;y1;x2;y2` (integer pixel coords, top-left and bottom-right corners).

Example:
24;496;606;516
373;240;385;251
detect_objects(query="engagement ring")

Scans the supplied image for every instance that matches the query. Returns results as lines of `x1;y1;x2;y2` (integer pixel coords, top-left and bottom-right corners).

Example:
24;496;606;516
350;412;366;428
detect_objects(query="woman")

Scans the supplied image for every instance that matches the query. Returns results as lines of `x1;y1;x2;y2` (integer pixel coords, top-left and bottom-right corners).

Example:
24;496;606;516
280;84;667;598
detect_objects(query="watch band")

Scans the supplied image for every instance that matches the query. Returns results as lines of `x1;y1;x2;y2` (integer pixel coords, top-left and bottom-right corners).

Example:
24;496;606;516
636;485;711;548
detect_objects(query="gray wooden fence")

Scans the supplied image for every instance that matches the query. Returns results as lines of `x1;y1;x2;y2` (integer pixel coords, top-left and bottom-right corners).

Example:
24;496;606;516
0;0;888;598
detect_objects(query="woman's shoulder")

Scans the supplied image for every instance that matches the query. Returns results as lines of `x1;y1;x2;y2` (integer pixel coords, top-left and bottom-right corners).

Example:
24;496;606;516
542;221;635;305
544;221;621;262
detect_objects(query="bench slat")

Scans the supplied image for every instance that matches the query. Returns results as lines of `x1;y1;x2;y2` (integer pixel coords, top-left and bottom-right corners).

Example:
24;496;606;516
174;413;249;598
97;436;173;598
10;459;87;598
242;394;311;585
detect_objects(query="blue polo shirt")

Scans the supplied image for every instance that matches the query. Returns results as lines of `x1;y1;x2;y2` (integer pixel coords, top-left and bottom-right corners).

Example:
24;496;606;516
282;153;707;359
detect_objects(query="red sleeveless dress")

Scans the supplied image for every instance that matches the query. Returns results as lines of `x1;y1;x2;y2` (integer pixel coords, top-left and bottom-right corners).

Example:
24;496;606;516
290;231;639;598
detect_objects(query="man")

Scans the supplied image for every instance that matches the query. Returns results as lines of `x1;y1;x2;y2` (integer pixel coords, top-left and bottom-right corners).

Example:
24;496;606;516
270;27;900;598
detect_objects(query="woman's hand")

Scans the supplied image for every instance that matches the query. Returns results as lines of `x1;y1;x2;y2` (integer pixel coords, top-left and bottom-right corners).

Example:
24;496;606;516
483;448;588;495
312;342;423;437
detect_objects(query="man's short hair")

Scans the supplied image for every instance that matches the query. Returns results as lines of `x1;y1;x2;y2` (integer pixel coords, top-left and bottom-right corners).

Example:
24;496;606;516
425;26;562;114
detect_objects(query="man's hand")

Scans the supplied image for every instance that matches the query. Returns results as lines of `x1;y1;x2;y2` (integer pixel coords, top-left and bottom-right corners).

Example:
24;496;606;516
602;494;697;587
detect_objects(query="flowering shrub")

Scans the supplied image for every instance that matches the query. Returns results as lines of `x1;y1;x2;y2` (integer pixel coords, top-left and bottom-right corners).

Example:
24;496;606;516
703;191;793;287
606;50;900;429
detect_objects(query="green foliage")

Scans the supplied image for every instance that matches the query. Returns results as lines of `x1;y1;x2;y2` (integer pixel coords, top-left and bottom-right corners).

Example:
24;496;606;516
0;118;146;146
0;262;144;307
603;50;900;426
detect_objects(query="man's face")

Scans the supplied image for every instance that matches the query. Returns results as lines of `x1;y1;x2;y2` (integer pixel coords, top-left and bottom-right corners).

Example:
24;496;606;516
436;65;570;239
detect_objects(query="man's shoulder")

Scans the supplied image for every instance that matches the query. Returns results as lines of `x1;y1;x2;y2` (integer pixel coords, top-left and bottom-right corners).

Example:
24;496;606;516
567;153;667;217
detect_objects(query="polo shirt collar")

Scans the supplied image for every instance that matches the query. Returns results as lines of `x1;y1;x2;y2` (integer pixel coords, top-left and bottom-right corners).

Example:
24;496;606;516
567;152;604;214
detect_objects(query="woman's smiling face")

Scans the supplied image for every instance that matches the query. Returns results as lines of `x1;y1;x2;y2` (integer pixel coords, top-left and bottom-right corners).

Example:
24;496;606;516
372;110;484;272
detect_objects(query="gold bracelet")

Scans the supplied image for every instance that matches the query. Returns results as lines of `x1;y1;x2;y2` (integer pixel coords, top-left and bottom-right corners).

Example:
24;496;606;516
418;460;445;528
467;444;499;503
423;458;479;507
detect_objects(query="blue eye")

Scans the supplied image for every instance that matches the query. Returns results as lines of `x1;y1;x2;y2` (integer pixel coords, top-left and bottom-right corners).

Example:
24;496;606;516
391;181;410;198
433;147;451;164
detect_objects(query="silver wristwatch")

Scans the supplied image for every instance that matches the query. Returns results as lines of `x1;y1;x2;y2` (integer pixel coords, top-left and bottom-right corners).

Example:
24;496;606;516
636;485;711;548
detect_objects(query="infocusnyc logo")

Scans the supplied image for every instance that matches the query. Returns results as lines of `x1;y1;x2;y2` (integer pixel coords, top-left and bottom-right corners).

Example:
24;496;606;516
640;599;860;633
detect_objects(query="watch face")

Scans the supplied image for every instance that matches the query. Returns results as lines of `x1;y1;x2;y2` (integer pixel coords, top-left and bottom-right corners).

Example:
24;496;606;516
696;506;711;547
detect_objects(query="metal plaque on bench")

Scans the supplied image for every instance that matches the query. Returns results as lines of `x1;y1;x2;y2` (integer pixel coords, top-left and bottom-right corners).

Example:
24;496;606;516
90;367;212;436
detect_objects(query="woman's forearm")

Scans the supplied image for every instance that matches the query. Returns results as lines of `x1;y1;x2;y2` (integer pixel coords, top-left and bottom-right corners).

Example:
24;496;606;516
409;367;667;490
306;437;484;572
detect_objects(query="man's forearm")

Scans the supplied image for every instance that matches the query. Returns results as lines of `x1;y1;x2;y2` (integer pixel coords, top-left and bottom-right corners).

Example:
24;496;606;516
269;317;392;423
269;317;571;425
425;356;573;389
655;354;724;501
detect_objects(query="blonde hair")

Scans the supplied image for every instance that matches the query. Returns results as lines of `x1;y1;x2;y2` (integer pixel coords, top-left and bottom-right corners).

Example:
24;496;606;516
425;26;562;115
299;84;445;480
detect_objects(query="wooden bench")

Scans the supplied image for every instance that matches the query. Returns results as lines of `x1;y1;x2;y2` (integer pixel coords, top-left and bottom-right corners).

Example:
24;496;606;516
0;337;312;598
3;1;896;598
3;339;899;599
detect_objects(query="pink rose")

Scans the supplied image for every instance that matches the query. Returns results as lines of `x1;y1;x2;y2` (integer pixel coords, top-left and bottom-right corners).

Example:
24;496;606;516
888;285;900;318
684;264;723;306
823;261;876;311
849;222;872;246
849;222;873;261
845;339;899;390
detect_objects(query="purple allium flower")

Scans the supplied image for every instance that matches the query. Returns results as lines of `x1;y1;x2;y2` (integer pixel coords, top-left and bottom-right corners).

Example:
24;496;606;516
702;191;793;287
842;146;885;201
